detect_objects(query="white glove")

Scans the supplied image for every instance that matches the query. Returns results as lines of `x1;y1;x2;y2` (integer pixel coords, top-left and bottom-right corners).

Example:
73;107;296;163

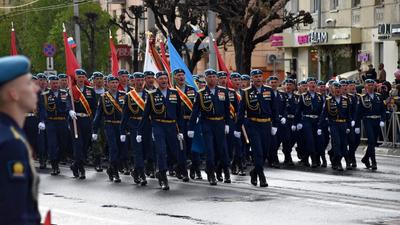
317;129;322;136
291;125;296;131
355;128;360;134
296;123;303;130
271;127;277;136
177;133;184;141
225;125;229;134
152;132;155;141
379;121;385;127
69;110;77;120
234;131;241;138
92;134;98;141
346;129;350;134
280;117;286;125
187;131;194;138
328;127;330;133
351;120;355;127
38;122;46;130
120;135;126;142
136;135;142;143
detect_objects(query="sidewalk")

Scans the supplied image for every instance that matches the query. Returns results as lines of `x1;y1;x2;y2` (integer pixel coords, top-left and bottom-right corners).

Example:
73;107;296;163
359;145;400;156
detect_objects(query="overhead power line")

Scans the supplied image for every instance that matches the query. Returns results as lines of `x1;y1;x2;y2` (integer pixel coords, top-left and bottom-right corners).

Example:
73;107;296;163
0;0;40;9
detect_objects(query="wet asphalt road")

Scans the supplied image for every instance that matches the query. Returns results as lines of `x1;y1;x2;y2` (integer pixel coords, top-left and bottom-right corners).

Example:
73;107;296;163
37;152;400;225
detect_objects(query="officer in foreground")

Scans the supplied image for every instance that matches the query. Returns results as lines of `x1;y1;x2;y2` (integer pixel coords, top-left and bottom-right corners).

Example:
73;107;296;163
0;55;41;225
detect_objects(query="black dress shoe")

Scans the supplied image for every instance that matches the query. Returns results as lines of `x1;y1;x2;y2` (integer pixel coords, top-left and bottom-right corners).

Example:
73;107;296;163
113;177;121;183
95;165;103;172
161;172;169;190
351;162;357;168
223;169;231;183
231;165;239;175
371;164;377;171
182;175;189;182
216;170;223;182
168;170;176;177
238;169;246;176
337;163;344;171
131;170;140;184
258;171;268;187
70;165;79;178
361;158;371;169
106;168;113;181
346;162;352;170
39;162;47;169
79;169;86;180
189;168;195;179
206;171;217;185
195;170;203;180
249;169;257;186
321;160;327;168
149;171;155;179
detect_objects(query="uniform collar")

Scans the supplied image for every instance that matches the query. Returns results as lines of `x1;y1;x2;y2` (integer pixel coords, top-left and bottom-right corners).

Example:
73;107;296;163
0;112;22;130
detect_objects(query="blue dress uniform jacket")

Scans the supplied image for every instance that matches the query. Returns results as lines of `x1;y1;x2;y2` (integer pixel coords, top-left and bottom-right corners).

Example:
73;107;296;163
281;92;299;161
66;85;97;116
0;113;41;225
39;89;68;121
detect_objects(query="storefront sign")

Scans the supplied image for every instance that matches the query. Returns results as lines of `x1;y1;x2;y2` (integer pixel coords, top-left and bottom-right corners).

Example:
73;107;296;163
378;24;392;40
270;35;284;46
297;32;328;45
391;24;400;37
357;52;369;62
332;33;350;40
116;44;131;57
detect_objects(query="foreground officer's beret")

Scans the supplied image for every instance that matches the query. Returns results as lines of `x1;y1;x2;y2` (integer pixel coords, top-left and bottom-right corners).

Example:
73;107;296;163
306;77;317;83
0;55;31;86
118;69;129;76
230;72;241;79
75;69;87;76
58;73;67;79
205;69;217;76
173;68;185;75
48;75;59;81
156;71;168;78
92;72;104;78
250;69;263;76
144;71;155;77
107;76;119;82
217;71;227;78
241;74;250;81
133;72;144;79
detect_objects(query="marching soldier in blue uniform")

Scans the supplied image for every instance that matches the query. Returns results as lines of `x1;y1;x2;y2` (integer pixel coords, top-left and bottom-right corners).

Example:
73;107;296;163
317;80;329;167
188;69;231;185
38;75;71;175
143;71;156;178
67;69;97;179
357;79;386;170
137;71;184;190
93;76;126;183
118;69;131;92
318;82;351;171
281;78;298;166
236;69;278;187
120;72;148;185
295;77;324;168
347;80;361;168
174;68;196;181
0;55;41;225
58;73;69;90
268;76;287;168
36;73;49;169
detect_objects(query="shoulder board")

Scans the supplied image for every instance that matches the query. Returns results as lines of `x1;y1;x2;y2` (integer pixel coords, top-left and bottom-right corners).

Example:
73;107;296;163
41;91;49;95
360;93;366;97
228;87;235;92
146;89;156;94
347;93;354;96
186;85;195;90
217;85;226;89
356;93;363;97
263;85;272;88
376;93;382;96
100;93;105;97
326;96;332;100
118;90;126;94
85;85;93;89
342;95;348;99
60;89;68;93
316;92;322;97
169;88;177;91
301;93;307;96
278;90;286;94
198;88;205;93
243;87;252;91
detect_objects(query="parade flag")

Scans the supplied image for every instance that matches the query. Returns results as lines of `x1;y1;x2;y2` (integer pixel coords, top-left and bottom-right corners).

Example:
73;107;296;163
68;37;77;49
63;25;80;81
10;22;18;56
167;37;197;90
109;31;119;77
189;24;205;38
143;36;160;73
159;41;171;73
43;210;52;225
214;41;233;88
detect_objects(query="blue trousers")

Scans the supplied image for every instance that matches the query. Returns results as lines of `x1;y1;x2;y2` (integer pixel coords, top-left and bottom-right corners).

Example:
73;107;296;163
363;119;380;164
348;127;361;162
23;116;39;155
201;120;229;171
46;120;70;162
330;123;348;163
302;119;323;161
128;120;144;169
282;119;296;159
104;123;125;167
71;117;91;165
245;121;271;172
152;122;179;171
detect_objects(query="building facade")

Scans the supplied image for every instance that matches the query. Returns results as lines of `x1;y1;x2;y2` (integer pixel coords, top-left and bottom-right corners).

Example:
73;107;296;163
280;0;400;82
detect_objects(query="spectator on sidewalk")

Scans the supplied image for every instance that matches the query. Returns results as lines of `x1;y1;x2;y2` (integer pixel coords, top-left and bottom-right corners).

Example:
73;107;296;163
378;63;386;83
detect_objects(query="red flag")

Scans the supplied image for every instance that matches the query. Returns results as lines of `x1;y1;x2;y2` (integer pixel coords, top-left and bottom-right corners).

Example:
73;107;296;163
159;40;173;87
214;42;233;88
63;31;80;81
43;210;51;225
109;34;119;77
10;22;18;55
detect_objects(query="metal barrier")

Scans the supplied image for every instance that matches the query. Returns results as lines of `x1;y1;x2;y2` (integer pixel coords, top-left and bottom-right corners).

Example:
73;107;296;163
360;111;400;148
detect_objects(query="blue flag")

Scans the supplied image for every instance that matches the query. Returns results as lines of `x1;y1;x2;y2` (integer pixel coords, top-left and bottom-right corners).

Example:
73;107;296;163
167;37;198;90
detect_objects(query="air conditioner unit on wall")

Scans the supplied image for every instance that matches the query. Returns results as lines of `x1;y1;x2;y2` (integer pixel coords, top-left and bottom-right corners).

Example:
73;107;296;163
266;53;283;64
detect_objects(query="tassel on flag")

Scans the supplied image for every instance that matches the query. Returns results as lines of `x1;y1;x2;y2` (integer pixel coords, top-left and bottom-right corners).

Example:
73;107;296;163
10;22;18;56
109;30;119;77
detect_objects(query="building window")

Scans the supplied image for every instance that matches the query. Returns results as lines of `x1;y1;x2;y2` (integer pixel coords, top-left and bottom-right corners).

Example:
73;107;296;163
330;0;339;10
375;7;384;24
291;0;299;13
310;0;318;13
352;8;360;26
352;0;361;7
375;0;384;5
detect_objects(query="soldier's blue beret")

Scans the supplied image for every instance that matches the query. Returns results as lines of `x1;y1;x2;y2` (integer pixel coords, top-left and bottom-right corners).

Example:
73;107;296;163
128;74;135;79
193;75;199;81
332;82;341;88
347;80;355;84
198;79;206;84
32;75;38;80
48;75;59;81
317;80;325;86
327;79;335;85
144;71;155;77
133;72;144;79
37;73;47;80
230;72;241;79
268;76;279;81
250;69;263;76
75;69;87;76
92;71;104;78
339;80;348;85
0;55;31;86
217;71;227;78
283;78;295;84
103;75;109;81
173;68;185;74
156;71;168;78
107;76;119;82
58;73;67;79
205;69;217;76
306;77;317;83
241;74;250;81
118;69;129;76
365;79;376;84
299;80;307;85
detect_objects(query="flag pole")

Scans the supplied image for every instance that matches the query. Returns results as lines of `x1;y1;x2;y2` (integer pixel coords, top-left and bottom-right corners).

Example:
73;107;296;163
64;23;79;139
